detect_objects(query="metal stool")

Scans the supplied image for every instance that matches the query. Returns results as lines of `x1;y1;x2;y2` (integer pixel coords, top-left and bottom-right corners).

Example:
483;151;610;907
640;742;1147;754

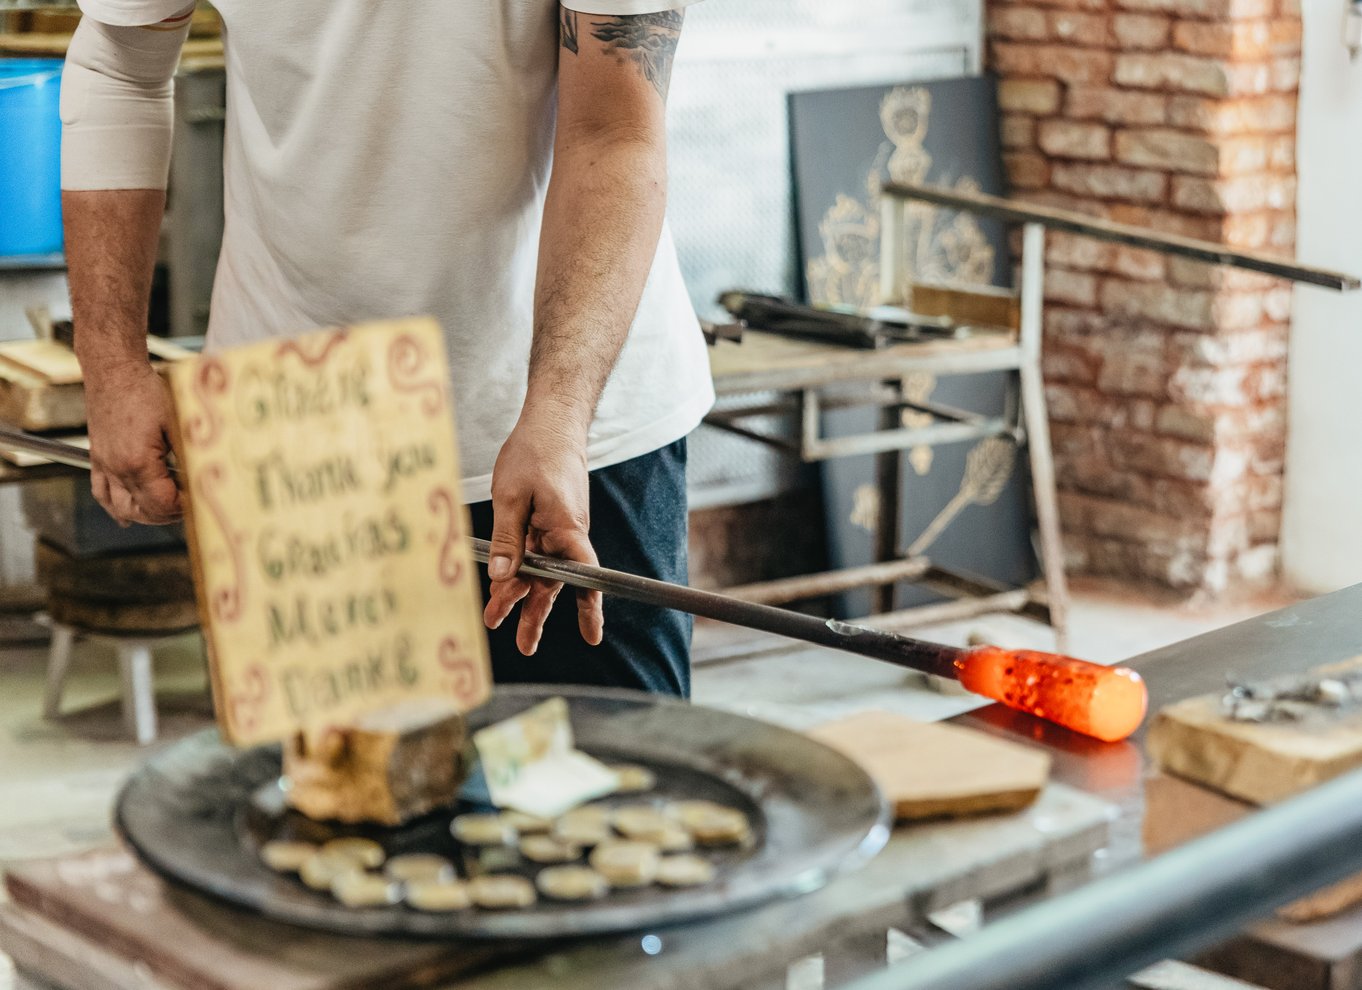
41;621;183;745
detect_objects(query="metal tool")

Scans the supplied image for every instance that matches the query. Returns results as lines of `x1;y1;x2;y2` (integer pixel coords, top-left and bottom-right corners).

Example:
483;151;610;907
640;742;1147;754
719;291;967;349
0;425;1147;741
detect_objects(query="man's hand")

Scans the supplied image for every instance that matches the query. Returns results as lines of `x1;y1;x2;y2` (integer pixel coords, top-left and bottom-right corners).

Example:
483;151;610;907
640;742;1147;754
484;412;604;656
84;362;182;526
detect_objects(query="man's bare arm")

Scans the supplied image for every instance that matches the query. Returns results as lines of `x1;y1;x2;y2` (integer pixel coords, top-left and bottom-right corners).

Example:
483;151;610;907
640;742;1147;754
484;6;683;654
61;9;191;525
525;8;680;442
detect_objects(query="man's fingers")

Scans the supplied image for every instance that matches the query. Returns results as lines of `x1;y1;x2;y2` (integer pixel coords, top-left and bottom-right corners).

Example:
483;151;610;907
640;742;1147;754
540;529;604;647
483;575;532;630
487;492;531;582
576;588;605;647
124;461;183;522
108;481;139;528
90;469;114;518
516;580;562;656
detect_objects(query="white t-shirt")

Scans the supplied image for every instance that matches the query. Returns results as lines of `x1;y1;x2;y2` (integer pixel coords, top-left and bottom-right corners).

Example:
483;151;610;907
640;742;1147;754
77;0;715;504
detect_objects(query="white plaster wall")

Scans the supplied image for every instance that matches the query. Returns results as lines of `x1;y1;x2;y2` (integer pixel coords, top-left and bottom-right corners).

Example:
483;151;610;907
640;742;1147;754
1281;3;1362;593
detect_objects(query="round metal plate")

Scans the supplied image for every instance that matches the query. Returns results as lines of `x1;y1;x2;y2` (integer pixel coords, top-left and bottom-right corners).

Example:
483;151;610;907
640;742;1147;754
116;685;890;939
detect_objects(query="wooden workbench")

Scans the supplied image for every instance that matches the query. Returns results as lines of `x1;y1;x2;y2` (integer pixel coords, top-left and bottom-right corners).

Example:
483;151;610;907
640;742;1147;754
706;329;1018;397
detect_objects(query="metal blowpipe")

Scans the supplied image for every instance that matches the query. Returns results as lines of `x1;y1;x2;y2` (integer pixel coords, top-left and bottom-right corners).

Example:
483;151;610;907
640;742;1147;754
0;425;1147;742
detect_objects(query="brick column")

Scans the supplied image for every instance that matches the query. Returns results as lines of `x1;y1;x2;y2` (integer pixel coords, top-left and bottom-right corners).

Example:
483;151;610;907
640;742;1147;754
987;0;1302;594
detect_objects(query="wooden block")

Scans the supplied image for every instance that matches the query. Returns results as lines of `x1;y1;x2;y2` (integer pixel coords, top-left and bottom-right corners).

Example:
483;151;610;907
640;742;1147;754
1148;667;1362;807
47;595;198;635
1143;771;1253;858
165;319;491;746
909;281;1020;331
2;848;494;990
29;11;80;33
36;541;195;605
283;698;468;826
0;364;86;432
806;709;1050;821
0;341;85;386
1145;772;1362;924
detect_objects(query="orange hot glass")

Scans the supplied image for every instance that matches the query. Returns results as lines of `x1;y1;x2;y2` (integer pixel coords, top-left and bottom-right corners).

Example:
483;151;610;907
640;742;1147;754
954;645;1148;742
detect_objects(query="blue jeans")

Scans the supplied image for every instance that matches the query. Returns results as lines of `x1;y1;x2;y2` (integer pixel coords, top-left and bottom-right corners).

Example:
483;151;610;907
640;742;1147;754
468;439;691;698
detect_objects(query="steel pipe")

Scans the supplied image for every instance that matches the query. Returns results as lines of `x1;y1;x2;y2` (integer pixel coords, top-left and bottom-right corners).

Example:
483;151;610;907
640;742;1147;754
843;766;1362;990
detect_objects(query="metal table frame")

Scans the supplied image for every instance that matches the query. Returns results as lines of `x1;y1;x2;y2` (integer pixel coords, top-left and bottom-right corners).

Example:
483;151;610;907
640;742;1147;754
707;183;1358;649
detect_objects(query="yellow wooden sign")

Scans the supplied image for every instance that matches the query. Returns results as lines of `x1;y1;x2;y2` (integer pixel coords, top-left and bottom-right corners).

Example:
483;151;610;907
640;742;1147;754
167;318;491;746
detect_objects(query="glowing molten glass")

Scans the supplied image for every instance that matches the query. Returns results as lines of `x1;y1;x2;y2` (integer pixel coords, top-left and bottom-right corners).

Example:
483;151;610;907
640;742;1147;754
954;646;1148;742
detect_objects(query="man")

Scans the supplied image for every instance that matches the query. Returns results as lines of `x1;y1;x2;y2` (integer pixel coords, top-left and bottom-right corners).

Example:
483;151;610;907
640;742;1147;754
60;0;714;696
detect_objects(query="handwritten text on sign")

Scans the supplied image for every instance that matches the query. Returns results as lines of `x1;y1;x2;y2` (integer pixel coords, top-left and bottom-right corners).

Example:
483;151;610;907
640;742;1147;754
168;318;491;746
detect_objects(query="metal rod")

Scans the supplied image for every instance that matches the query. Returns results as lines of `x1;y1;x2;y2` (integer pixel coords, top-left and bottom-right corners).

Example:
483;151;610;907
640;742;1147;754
468;537;962;680
843;766;1362;990
0;424;964;678
884;181;1362;292
721;557;935;606
0;427;92;470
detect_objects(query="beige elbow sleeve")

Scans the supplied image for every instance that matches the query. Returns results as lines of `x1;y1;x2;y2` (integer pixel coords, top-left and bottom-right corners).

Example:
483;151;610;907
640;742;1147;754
60;13;191;190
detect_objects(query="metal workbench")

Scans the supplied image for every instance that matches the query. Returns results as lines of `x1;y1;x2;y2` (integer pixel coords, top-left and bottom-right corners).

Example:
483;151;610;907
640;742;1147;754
9;588;1362;990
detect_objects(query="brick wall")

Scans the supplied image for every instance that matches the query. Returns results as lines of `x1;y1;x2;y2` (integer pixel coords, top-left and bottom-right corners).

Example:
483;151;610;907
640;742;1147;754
987;0;1302;594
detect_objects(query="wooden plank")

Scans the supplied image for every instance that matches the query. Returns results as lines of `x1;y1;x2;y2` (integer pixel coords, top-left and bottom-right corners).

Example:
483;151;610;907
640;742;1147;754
909;281;1020;331
165;318;491;746
1147;657;1362;806
0;363;86;432
35;541;194;604
807;710;1050;820
707;330;1019;396
0;904;175;990
47;595;199;634
884;182;1361;292
0;341;84;387
2;848;496;990
1145;771;1362;925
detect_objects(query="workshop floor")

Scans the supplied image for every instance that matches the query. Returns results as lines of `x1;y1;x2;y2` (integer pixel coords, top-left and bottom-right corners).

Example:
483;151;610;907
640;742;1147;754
0;577;1297;865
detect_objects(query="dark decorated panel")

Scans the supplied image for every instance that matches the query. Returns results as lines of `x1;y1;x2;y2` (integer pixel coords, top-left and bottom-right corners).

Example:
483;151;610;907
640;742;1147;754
789;76;1040;617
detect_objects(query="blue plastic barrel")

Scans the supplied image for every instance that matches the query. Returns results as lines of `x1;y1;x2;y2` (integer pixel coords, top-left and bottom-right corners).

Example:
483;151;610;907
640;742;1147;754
0;59;64;256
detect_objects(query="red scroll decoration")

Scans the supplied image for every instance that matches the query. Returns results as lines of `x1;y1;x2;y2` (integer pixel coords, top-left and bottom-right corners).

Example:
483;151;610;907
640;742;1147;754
387;334;445;416
438;636;481;709
184;358;230;449
428;487;463;586
275;329;349;368
196;463;246;623
228;664;269;736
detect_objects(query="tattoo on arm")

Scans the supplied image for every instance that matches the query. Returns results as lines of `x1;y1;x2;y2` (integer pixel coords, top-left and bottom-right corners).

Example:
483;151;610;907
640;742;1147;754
559;9;684;100
560;9;579;55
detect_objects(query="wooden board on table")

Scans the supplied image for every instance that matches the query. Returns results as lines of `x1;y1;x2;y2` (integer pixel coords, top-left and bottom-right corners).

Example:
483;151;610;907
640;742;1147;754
1147;656;1362;807
0;341;85;386
0;338;193;389
807;709;1050;820
165;317;491;746
1145;770;1362;924
909;281;1019;331
0;363;86;432
0;848;495;990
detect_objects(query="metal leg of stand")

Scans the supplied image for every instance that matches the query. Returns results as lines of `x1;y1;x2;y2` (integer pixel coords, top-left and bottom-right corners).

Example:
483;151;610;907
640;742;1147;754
1019;221;1071;651
42;623;75;720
